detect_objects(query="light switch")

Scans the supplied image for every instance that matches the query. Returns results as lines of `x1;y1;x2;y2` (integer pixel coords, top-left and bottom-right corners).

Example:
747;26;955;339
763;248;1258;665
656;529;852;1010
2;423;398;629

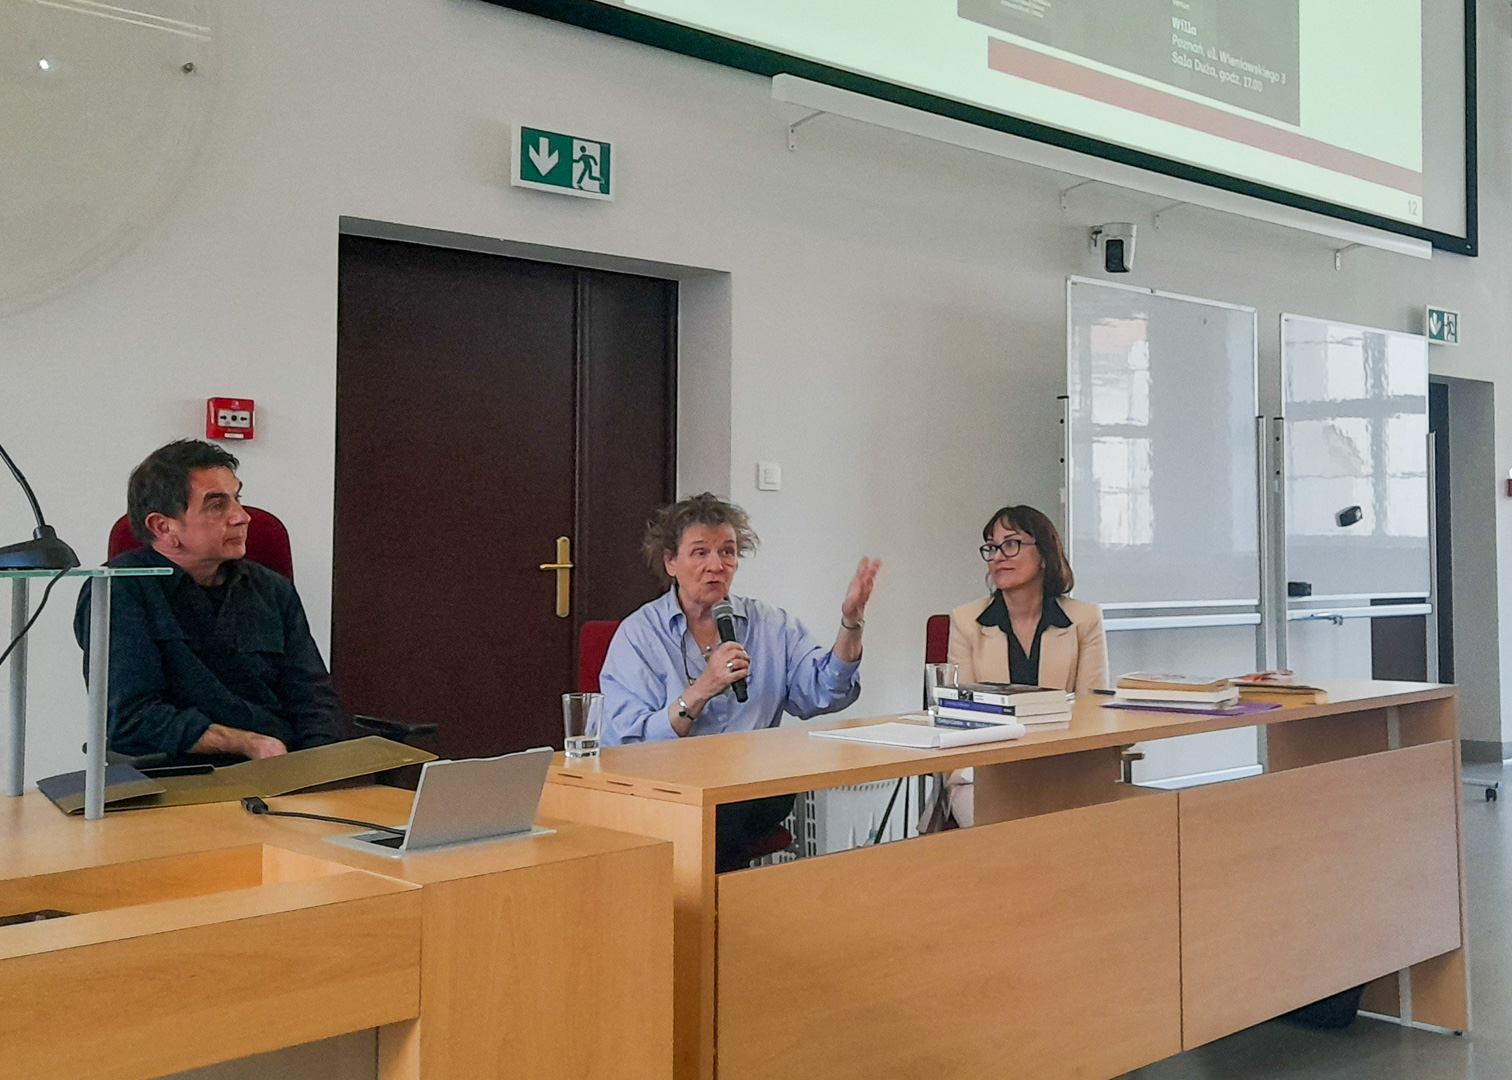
757;461;782;491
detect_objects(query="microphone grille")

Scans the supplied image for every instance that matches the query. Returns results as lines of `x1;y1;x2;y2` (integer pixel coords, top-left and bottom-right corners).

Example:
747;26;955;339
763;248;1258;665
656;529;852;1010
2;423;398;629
711;599;734;621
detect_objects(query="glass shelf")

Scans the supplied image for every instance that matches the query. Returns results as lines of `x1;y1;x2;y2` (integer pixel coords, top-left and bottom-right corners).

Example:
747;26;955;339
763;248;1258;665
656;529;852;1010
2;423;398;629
0;567;173;579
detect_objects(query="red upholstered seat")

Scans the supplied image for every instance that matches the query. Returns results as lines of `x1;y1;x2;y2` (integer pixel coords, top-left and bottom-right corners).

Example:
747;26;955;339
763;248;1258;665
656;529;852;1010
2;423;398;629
108;506;295;582
748;826;794;860
577;620;621;693
925;613;950;664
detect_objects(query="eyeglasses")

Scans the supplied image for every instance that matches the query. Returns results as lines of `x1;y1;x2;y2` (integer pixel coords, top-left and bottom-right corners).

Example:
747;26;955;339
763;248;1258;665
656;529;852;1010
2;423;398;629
979;538;1036;561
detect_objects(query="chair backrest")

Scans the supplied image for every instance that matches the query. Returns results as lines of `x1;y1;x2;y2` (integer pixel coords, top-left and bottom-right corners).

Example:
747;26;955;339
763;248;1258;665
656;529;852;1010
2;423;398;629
108;506;295;582
925;614;950;665
577;620;621;693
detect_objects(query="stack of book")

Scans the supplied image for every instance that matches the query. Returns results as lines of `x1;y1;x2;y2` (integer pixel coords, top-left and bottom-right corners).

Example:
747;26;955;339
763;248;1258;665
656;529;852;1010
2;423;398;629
1111;673;1239;711
1233;671;1329;705
933;683;1072;728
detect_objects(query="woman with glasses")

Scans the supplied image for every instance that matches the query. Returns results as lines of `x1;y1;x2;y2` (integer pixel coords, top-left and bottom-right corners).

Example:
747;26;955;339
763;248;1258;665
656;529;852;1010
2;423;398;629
598;492;880;868
931;505;1107;827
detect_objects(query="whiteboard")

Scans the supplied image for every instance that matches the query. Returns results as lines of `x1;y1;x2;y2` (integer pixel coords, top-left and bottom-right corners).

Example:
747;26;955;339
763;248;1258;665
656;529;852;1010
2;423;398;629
1066;278;1259;607
1281;314;1430;599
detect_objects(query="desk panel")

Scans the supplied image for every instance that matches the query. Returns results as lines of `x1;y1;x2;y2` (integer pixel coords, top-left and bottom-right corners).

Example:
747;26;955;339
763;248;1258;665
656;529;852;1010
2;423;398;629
716;791;1182;1080
407;843;672;1080
0;878;420;1080
1179;741;1462;1047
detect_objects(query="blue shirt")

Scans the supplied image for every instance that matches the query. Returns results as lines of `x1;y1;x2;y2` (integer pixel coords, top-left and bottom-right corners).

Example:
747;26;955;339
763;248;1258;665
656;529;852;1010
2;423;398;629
599;589;861;745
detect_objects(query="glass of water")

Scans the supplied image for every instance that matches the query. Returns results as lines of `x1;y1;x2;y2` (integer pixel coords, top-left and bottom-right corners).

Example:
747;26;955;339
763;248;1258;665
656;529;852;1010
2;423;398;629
562;692;606;759
925;663;959;712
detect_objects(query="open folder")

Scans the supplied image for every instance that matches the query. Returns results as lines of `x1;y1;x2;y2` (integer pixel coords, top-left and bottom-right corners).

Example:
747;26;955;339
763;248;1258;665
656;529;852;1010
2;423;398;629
37;736;437;815
809;720;1026;749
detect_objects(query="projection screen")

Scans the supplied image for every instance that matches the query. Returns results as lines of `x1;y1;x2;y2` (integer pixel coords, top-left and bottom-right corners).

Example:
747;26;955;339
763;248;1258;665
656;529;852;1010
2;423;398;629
484;0;1476;253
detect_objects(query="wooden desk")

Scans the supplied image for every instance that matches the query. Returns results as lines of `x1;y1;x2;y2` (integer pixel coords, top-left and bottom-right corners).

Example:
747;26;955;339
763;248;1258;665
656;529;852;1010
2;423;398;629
0;787;673;1080
541;680;1467;1080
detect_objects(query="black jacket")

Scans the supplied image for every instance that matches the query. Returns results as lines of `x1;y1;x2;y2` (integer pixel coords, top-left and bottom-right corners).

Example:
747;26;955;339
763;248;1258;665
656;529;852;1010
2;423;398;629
74;547;342;757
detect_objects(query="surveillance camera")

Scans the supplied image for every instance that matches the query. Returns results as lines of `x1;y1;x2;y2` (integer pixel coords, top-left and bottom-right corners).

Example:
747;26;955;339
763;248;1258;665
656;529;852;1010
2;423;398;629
1090;223;1137;273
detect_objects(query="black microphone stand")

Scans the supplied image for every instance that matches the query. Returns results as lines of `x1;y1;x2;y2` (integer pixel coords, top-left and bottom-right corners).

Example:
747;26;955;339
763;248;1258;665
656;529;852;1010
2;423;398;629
0;441;80;570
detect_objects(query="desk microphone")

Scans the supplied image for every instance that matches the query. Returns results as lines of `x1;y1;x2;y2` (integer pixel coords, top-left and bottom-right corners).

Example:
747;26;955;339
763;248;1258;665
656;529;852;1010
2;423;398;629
710;599;748;703
0;439;79;570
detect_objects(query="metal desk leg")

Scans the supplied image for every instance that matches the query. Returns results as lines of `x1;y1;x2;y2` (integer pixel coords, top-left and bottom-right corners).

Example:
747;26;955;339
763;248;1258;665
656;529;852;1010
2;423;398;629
6;579;28;797
85;575;111;820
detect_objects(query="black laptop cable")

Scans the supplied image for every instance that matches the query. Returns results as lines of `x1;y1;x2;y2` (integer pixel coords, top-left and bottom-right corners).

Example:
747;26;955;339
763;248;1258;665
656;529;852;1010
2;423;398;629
240;796;403;835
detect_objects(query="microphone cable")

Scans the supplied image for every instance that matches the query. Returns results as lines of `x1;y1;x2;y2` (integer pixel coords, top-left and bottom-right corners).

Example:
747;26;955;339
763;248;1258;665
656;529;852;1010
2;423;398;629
0;564;71;669
240;796;404;835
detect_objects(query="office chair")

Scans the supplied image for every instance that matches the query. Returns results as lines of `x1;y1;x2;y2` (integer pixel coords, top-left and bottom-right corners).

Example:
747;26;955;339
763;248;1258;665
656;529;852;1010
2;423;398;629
109;507;295;582
924;612;950;705
102;508;436;774
577;620;620;692
575;619;793;863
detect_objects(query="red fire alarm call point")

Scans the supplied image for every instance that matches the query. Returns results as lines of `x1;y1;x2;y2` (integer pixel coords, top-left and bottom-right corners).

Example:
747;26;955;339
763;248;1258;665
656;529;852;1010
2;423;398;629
206;398;255;440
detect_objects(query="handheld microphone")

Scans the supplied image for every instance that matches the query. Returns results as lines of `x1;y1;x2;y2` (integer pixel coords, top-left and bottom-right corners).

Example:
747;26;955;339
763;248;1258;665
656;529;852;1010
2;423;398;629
710;598;748;703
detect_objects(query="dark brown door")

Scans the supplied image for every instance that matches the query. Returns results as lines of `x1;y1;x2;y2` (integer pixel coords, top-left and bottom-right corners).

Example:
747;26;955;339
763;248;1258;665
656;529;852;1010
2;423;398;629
333;236;675;758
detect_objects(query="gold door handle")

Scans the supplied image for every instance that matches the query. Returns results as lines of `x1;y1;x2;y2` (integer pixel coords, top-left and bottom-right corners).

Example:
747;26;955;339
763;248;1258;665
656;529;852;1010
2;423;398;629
538;536;573;618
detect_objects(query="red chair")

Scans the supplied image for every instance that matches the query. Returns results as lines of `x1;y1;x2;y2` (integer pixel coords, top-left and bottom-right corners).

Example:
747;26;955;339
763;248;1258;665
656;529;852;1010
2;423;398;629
925;613;950;706
577;620;621;692
925;614;950;664
109;506;295;582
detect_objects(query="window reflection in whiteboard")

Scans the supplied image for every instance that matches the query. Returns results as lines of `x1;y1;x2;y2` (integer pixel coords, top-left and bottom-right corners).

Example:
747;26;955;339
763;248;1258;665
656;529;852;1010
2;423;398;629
1089;319;1150;427
1387;334;1430;397
1324;329;1369;401
1092;436;1154;547
1387;476;1429;536
1287;418;1375;536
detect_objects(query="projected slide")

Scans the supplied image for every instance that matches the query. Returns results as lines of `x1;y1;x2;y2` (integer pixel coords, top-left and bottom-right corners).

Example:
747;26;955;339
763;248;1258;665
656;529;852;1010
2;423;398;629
958;0;1299;124
616;0;1424;225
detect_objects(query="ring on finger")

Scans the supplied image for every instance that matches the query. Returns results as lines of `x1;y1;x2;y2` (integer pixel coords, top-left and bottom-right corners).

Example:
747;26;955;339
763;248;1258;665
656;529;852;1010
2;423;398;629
726;661;734;671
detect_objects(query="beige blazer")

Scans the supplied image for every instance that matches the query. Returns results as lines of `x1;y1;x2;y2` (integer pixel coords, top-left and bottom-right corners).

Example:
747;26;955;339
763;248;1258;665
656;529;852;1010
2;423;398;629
945;594;1109;693
934;594;1109;830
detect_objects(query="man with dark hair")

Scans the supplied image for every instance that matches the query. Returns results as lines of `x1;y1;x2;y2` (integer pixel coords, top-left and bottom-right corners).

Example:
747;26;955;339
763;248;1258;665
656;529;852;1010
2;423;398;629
74;439;342;760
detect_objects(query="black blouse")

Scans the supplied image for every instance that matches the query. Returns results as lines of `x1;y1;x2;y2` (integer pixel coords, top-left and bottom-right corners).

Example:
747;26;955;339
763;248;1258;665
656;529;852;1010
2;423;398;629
975;590;1073;686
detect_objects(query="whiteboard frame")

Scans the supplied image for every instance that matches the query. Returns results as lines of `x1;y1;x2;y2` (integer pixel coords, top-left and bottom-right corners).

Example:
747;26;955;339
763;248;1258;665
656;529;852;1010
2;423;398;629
1065;277;1262;666
1275;312;1434;669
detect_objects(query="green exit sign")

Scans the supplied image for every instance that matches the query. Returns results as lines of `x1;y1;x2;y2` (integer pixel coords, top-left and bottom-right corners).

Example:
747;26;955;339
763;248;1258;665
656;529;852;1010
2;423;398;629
511;125;613;201
1426;306;1460;345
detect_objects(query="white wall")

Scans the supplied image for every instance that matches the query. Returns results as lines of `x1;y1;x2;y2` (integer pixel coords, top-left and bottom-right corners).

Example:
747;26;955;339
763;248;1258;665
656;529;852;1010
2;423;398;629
3;0;1511;783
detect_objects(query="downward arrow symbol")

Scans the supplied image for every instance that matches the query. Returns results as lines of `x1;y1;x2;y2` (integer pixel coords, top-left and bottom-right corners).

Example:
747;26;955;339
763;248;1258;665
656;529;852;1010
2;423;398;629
528;137;559;177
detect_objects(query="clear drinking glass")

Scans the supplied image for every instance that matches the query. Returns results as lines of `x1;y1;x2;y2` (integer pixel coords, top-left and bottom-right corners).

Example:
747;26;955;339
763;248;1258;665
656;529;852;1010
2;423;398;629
925;663;959;711
562;692;606;759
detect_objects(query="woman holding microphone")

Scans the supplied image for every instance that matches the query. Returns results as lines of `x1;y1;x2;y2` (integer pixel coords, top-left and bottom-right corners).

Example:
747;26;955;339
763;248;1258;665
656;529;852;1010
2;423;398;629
599;492;880;868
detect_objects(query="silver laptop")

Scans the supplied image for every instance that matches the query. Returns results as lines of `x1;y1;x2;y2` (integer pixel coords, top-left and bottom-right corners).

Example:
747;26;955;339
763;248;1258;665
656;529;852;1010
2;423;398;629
325;746;555;858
